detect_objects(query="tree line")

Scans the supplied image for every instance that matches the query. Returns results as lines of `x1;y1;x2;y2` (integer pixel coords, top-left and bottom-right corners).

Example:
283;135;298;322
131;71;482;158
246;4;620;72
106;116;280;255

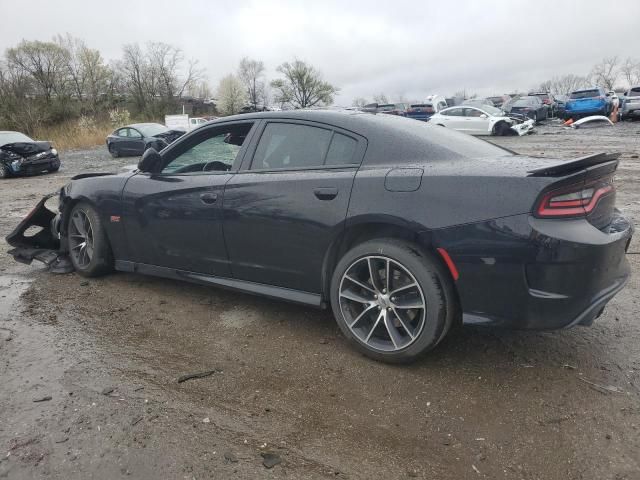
0;35;340;133
536;57;640;95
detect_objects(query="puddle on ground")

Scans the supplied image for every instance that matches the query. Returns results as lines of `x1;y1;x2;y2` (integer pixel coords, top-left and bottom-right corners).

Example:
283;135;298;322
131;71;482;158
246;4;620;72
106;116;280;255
0;275;32;326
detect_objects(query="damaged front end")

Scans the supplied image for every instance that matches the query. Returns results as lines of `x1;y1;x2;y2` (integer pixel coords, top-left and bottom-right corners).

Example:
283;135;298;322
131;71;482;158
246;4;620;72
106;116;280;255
506;114;535;136
5;191;73;273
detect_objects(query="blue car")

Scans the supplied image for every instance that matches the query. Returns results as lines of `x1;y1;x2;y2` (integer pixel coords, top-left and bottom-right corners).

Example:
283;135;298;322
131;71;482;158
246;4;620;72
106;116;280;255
564;87;611;120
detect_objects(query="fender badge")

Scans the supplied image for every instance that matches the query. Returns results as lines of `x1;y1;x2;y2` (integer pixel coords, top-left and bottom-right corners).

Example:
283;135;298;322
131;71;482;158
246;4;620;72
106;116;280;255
110;215;121;222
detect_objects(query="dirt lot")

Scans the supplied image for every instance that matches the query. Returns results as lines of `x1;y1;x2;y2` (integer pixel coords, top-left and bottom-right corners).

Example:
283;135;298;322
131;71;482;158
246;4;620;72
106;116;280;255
0;119;639;480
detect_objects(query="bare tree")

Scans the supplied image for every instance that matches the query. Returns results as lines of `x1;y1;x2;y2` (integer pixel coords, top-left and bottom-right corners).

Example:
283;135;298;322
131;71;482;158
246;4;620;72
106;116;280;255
238;57;265;109
621;57;640;87
270;60;338;109
352;97;368;107
6;40;70;102
373;93;388;104
591;57;619;90
120;43;148;112
216;74;247;115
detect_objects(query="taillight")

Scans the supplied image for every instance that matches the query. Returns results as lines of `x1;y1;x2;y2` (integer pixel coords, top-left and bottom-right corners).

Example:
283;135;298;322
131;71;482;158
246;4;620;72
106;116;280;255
535;178;615;218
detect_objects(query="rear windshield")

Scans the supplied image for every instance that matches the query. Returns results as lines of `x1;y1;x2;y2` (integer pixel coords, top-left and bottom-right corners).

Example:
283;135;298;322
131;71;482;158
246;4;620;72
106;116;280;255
378;104;394;110
137;124;168;137
630;87;640;97
513;99;532;107
570;90;600;99
0;132;33;146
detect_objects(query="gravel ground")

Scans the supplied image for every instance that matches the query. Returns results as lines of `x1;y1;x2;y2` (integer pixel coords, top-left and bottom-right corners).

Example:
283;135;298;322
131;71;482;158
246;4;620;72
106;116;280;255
0;119;639;479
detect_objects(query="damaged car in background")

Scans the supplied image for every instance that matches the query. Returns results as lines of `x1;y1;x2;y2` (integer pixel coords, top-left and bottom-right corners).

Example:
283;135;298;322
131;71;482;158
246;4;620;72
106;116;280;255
5;111;633;363
106;122;185;158
430;105;535;136
0;131;60;179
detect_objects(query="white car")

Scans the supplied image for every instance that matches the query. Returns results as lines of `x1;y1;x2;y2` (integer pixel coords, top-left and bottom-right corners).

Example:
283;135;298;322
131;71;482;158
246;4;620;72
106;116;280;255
429;105;535;136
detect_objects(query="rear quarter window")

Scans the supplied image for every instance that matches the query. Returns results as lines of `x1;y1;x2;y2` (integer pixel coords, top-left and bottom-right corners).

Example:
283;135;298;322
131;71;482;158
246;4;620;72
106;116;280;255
325;133;358;166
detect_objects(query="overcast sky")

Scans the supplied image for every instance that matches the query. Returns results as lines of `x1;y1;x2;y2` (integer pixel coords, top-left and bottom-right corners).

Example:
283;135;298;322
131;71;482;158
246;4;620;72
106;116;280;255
0;0;638;104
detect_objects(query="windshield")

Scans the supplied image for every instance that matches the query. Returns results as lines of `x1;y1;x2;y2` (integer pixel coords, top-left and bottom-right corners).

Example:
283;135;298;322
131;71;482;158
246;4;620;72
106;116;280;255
0;132;33;147
570;90;600;99
480;105;503;116
513;99;532;107
137;124;168;137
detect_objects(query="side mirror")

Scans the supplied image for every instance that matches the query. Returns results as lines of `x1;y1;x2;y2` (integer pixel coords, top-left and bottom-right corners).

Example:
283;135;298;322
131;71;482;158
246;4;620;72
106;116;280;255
138;147;163;173
480;114;488;118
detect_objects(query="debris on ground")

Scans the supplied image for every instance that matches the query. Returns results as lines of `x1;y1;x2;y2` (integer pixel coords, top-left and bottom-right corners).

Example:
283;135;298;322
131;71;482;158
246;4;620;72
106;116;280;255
130;416;143;426
100;387;114;395
224;451;238;464
32;395;52;403
261;452;282;469
578;377;624;394
177;369;220;383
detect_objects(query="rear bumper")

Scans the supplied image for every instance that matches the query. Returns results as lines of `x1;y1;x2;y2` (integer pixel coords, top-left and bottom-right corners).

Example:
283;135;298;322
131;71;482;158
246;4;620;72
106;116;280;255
432;212;633;330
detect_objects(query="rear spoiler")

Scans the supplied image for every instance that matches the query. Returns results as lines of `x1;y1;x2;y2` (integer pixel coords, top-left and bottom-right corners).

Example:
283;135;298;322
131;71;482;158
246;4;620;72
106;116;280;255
527;152;620;177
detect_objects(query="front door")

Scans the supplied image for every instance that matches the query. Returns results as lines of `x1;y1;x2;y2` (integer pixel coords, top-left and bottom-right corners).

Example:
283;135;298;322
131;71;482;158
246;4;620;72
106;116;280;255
223;120;366;293
120;121;256;276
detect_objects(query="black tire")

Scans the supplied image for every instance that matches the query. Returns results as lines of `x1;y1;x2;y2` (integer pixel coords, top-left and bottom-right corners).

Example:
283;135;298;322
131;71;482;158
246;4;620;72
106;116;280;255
108;144;119;158
329;238;457;363
48;165;60;173
67;202;113;277
493;121;511;136
0;163;9;179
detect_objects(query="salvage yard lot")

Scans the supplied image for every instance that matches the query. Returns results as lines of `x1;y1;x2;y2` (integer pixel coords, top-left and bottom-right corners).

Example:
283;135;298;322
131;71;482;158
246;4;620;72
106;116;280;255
0;120;639;479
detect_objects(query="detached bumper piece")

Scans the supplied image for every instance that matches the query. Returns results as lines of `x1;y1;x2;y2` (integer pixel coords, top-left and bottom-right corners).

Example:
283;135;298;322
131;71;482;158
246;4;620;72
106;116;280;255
5;193;73;274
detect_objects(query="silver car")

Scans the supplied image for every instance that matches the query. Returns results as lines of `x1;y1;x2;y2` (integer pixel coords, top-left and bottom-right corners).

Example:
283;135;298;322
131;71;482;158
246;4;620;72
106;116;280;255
621;86;640;120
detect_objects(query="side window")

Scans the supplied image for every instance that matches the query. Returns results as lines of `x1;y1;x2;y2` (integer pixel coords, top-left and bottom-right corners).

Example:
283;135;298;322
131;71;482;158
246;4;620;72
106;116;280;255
325;133;358;166
251;123;332;170
129;129;142;139
161;123;253;175
116;128;128;137
443;108;462;116
464;108;483;117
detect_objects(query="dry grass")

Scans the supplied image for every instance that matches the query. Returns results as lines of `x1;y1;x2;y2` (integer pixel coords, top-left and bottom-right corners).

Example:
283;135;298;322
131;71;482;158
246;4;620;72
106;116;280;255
32;120;114;152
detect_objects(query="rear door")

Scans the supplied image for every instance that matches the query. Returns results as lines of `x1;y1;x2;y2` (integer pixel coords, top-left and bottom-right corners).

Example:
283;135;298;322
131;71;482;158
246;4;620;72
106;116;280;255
120;121;256;276
223;120;366;293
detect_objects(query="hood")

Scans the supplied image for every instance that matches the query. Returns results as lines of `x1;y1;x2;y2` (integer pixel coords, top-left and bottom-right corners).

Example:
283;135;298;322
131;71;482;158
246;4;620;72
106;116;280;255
0;141;51;156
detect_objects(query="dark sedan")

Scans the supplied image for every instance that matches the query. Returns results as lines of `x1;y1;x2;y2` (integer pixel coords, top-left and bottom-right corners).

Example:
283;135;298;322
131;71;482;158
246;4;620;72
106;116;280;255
0;131;60;179
106;123;184;158
509;96;548;122
7;111;633;363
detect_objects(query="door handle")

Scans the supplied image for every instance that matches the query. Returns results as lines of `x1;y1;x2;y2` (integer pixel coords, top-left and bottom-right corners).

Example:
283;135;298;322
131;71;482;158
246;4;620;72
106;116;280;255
314;187;338;200
200;192;218;204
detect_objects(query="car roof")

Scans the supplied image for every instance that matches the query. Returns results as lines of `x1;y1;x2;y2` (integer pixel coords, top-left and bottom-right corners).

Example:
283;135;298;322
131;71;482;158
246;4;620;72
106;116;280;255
127;123;165;128
0;131;22;134
204;109;507;164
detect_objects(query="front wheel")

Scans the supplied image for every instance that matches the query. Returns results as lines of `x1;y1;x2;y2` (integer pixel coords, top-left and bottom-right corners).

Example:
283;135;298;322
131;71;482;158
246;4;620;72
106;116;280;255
0;163;9;179
330;239;457;363
108;144;119;158
67;202;113;277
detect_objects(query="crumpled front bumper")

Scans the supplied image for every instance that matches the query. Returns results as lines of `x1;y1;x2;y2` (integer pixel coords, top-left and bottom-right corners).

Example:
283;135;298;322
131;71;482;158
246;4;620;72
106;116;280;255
509;119;535;136
5;192;73;273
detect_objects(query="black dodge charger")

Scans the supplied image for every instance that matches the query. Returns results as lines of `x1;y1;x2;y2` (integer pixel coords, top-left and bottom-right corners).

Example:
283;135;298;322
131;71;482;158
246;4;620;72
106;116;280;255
7;111;633;363
0;131;60;178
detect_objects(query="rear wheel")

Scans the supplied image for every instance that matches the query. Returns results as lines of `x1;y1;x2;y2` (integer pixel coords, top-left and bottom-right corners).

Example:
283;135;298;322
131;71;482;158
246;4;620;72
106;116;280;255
0;163;9;179
330;239;457;363
67;202;113;277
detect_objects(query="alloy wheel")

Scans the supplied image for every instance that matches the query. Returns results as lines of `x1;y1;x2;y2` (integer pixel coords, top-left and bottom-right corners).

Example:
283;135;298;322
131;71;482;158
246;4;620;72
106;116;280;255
69;209;94;268
338;255;426;352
